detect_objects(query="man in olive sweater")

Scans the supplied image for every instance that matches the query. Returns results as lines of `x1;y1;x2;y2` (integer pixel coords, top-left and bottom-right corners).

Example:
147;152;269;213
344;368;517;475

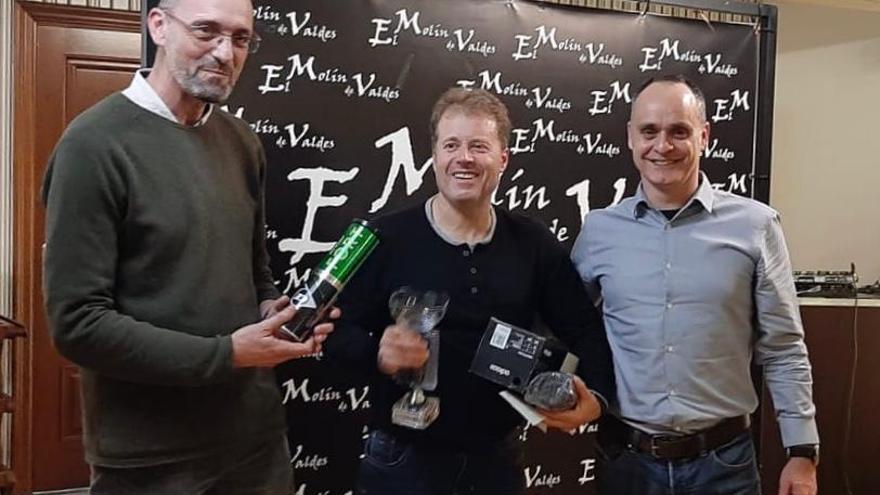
41;0;333;493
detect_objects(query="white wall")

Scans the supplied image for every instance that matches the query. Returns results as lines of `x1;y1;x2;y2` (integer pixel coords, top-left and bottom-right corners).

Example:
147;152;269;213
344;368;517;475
771;1;880;284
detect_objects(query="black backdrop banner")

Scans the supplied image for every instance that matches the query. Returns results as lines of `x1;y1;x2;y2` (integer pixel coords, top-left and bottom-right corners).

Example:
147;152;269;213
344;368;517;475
143;1;769;493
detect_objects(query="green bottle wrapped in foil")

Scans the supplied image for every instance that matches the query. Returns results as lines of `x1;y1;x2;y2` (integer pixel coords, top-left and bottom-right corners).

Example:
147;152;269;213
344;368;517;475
278;219;379;342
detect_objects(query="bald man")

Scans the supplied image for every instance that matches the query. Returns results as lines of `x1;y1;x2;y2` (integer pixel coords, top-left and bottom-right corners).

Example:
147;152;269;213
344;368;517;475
572;75;818;495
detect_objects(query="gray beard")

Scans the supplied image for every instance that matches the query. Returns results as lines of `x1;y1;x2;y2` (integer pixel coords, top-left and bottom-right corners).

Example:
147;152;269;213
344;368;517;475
173;68;232;104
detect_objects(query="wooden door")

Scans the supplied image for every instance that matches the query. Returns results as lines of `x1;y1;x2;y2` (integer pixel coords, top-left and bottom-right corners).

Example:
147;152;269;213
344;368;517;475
12;3;140;492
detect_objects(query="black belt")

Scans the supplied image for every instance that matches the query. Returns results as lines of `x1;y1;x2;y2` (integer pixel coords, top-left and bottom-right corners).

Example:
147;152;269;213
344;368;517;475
601;415;751;460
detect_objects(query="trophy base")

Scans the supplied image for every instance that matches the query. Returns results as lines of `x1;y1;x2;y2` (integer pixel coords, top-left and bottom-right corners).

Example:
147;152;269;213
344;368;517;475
391;395;440;430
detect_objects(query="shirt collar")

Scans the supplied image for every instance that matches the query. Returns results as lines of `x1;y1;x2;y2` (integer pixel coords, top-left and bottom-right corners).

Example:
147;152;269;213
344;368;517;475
424;195;496;249
121;69;213;127
631;172;716;218
691;172;716;212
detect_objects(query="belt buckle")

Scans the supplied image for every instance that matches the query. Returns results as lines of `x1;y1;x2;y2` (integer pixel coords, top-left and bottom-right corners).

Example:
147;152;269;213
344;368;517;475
648;436;666;458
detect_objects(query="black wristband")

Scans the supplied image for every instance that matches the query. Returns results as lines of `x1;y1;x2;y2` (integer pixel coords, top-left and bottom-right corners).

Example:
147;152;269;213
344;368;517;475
786;444;819;466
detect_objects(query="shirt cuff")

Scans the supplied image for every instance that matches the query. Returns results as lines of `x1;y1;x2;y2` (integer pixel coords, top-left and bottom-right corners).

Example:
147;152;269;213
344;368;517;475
778;416;820;448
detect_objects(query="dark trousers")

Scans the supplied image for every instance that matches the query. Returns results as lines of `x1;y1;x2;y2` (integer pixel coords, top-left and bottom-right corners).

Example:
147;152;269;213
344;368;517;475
597;429;761;495
90;435;293;495
357;429;525;495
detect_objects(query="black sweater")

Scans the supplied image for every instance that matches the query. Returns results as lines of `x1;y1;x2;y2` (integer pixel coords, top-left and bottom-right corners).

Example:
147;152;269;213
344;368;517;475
325;203;614;450
42;94;283;466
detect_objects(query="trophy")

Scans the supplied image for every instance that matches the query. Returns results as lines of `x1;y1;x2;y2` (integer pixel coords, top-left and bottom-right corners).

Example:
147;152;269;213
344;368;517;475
523;371;578;411
388;287;449;430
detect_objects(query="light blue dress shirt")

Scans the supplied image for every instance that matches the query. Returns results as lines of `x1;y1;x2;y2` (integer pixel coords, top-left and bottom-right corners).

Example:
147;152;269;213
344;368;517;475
572;174;818;447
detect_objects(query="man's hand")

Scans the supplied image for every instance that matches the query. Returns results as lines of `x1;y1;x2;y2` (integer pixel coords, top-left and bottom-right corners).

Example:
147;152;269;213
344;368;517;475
778;457;817;495
259;295;290;319
538;376;602;433
377;324;429;375
231;305;339;368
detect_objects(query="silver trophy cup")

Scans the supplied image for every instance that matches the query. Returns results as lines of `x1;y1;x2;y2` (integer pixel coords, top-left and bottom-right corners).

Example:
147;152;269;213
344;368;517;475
388;287;449;429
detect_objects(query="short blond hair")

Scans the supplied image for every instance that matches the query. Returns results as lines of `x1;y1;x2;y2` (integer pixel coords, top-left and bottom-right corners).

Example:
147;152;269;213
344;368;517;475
430;88;511;149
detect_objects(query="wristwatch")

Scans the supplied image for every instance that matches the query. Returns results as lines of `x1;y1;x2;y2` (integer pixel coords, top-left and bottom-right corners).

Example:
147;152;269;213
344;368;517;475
786;444;820;466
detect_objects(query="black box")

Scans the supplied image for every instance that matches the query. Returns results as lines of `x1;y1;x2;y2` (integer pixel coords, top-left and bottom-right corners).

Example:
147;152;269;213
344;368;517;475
469;317;578;393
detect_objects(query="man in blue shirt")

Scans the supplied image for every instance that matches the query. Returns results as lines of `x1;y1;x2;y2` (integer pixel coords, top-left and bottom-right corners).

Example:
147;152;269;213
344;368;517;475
572;75;818;495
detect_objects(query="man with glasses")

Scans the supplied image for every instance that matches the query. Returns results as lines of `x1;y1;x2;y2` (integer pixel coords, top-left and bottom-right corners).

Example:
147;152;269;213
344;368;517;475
41;0;326;493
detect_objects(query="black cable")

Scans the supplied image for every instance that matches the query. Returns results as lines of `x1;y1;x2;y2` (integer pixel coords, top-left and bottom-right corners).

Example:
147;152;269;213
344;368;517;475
839;288;858;495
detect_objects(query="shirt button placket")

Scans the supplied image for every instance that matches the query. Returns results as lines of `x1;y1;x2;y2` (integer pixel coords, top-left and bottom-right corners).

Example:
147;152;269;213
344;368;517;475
662;223;675;414
465;248;478;296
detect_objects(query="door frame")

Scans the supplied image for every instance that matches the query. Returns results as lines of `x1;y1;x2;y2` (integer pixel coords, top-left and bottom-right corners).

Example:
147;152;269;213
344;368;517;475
11;3;140;492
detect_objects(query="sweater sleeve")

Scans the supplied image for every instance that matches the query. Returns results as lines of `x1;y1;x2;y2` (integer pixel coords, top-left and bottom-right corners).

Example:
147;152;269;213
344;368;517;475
536;231;616;403
42;131;235;387
252;139;281;303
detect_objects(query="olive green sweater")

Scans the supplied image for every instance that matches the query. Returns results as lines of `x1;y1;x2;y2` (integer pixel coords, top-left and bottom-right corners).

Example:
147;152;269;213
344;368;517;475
42;93;284;467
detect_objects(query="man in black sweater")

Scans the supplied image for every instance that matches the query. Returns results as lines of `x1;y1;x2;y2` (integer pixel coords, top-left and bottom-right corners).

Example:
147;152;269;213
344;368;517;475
325;88;614;495
41;0;333;493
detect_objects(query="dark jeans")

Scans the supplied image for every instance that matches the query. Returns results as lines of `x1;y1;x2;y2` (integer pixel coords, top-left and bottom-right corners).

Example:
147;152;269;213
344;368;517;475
597;431;761;495
90;435;293;495
357;430;525;495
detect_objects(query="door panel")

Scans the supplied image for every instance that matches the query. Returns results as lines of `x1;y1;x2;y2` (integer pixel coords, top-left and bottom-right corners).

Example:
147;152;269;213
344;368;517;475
13;3;140;491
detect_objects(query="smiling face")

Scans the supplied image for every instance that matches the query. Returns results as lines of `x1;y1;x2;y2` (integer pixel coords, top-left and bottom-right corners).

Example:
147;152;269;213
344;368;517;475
432;108;509;209
627;81;709;206
151;0;254;103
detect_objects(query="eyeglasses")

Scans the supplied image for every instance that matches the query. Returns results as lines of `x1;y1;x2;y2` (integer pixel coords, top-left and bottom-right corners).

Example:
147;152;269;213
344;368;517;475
161;9;261;54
